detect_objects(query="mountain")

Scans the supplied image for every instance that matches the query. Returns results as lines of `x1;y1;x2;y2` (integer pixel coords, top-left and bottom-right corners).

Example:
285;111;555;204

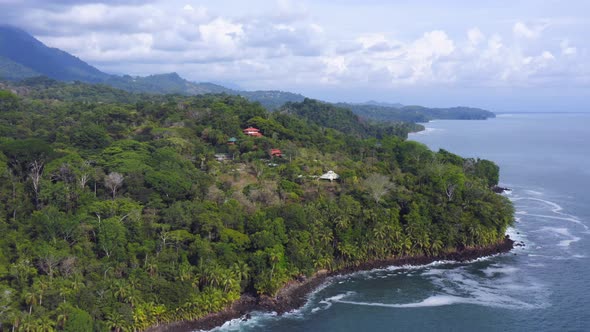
0;26;305;110
0;25;110;82
0;26;495;118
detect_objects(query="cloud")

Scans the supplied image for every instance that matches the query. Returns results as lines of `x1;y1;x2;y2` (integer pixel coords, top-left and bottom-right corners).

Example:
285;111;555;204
467;28;485;46
513;21;546;39
560;40;577;56
0;0;587;94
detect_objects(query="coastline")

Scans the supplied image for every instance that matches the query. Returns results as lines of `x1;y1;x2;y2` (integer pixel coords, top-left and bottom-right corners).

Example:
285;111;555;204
146;236;514;332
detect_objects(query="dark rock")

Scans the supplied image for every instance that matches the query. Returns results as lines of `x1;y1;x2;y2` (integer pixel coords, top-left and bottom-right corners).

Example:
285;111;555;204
491;185;511;193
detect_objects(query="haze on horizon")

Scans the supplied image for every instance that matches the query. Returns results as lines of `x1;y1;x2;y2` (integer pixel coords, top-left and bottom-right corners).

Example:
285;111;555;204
1;0;588;112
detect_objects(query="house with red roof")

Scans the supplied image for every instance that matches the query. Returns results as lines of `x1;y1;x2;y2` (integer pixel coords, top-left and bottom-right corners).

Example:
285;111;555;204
243;127;263;137
270;149;282;157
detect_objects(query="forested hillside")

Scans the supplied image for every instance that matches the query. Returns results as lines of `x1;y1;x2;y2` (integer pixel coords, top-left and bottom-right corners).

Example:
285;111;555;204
0;85;513;331
281;99;423;138
338;103;496;123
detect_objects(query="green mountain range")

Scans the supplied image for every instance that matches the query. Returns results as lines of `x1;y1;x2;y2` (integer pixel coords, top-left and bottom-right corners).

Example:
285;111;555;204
0;25;494;120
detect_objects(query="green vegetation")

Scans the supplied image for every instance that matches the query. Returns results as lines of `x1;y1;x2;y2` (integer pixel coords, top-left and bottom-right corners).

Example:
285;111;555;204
282;98;423;139
0;84;513;331
0;56;40;81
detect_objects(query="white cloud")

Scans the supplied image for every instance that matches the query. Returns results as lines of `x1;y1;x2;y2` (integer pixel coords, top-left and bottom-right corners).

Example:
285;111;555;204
560;40;577;56
3;1;585;92
467;27;485;46
199;18;243;54
513;21;546;39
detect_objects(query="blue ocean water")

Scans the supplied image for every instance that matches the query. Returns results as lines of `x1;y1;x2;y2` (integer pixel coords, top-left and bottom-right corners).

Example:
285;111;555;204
203;113;590;332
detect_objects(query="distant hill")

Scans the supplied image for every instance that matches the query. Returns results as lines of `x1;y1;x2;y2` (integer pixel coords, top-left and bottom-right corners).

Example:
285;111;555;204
105;73;232;95
337;103;495;123
281;98;423;138
0;55;40;80
237;90;305;110
361;100;405;108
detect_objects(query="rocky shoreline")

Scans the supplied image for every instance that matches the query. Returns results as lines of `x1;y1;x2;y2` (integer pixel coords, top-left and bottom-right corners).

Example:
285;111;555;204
146;236;514;332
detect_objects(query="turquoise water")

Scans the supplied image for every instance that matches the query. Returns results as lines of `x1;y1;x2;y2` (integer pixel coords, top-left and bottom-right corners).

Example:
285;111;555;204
203;113;590;332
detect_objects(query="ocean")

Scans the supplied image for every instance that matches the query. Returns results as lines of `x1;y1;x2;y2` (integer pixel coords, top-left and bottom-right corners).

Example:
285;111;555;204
201;113;590;332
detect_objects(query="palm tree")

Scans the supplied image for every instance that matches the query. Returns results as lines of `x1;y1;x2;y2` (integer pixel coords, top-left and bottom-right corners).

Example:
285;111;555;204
58;284;72;303
431;238;444;256
23;291;38;315
132;306;148;331
9;310;25;332
204;265;222;288
373;224;387;242
55;303;69;329
231;262;250;284
220;271;236;293
113;281;128;302
36;315;55;332
124;289;140;308
146;262;158;277
33;279;49;307
151;304;167;325
105;312;126;332
401;236;412;255
317;230;334;249
337;243;355;264
178;263;192;282
268;251;281;281
313;255;333;270
20;314;39;332
334;216;350;230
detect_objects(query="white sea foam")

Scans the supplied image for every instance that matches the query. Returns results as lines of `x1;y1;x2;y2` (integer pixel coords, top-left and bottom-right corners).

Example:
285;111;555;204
336;295;468;308
201;311;278;332
536;227;581;247
411;127;439;135
335;292;541;310
481;266;520;277
506;227;528;245
511;196;588;230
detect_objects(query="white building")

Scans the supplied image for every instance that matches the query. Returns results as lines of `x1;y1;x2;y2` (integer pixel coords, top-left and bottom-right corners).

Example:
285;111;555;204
319;170;339;181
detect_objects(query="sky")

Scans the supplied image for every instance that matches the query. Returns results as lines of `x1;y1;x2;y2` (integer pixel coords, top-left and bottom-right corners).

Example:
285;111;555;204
1;0;589;111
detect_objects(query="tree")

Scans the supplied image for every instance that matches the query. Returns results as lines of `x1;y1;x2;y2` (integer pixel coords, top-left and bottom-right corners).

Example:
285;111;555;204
96;217;127;259
105;311;127;332
23;291;37;314
62;307;93;332
28;160;44;209
104;172;124;200
363;173;394;204
0;90;18;112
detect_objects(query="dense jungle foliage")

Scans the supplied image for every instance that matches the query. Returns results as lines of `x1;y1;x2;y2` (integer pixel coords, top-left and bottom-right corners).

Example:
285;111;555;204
0;85;513;331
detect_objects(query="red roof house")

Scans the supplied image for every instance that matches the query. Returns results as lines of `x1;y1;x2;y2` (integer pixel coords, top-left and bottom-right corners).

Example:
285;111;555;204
243;127;263;137
270;149;282;157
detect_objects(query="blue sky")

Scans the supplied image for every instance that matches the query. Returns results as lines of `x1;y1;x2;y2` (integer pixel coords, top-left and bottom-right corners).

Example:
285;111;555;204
1;0;588;111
